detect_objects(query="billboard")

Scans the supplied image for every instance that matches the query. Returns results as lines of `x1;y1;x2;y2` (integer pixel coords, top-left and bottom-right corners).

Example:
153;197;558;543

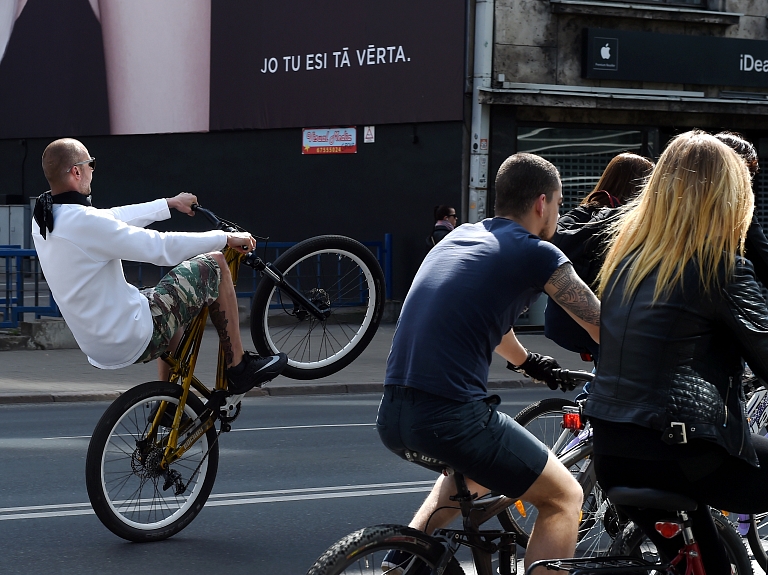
0;0;466;139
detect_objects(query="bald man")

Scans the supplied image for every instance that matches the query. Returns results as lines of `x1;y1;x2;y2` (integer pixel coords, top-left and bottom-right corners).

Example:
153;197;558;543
33;138;286;392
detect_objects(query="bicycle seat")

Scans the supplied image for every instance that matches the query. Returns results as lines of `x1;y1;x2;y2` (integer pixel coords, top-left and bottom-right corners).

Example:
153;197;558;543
403;450;452;474
606;487;698;512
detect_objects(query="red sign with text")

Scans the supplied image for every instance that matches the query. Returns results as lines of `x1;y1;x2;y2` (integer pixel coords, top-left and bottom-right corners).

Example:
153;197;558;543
302;127;357;154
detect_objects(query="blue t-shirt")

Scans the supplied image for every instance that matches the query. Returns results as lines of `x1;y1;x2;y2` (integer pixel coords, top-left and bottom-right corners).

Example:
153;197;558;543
385;218;569;401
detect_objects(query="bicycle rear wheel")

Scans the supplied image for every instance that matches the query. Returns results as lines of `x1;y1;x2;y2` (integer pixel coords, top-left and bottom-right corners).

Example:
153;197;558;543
747;513;768;571
251;235;385;380
85;381;218;542
610;509;752;575
307;524;465;575
499;398;618;556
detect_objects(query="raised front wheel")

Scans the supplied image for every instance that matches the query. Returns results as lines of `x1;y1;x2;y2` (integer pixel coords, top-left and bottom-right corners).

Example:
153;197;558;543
250;235;386;380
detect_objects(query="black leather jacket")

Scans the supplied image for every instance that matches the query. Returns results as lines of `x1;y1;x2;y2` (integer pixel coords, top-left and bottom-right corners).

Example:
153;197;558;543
584;256;768;466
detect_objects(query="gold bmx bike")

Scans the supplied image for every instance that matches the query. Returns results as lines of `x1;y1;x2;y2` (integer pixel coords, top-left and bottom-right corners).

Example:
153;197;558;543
84;206;385;542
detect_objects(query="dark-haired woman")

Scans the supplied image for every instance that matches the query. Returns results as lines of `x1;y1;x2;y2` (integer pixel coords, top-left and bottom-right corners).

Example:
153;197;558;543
544;152;654;360
715;131;768;287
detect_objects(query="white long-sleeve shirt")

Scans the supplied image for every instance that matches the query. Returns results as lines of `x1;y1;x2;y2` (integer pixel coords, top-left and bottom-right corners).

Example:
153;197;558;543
32;199;227;369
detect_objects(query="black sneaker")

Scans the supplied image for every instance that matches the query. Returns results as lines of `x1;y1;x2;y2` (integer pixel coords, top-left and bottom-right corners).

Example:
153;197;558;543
226;351;288;394
381;549;431;574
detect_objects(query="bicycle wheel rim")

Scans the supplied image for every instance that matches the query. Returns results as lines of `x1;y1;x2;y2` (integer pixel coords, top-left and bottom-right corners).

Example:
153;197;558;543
259;248;377;371
307;525;464;575
99;395;211;531
748;511;768;570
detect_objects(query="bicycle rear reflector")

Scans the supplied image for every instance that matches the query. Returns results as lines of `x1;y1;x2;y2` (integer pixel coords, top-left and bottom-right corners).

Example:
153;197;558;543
655;521;682;539
562;412;583;430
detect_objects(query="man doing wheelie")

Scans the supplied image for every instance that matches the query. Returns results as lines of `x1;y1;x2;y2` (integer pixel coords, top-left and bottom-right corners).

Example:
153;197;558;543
32;138;286;392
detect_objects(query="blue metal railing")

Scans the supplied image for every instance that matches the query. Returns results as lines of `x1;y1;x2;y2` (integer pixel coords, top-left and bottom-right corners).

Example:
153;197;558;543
0;247;60;328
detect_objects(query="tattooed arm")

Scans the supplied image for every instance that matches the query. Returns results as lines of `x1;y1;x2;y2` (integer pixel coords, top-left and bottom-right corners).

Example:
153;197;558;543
544;262;601;343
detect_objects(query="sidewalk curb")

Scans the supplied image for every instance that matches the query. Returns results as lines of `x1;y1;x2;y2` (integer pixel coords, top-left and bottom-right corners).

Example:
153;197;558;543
0;379;546;405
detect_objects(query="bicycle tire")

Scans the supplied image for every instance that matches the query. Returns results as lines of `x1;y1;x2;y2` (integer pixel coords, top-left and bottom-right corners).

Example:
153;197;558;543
498;398;617;556
85;381;219;542
609;509;752;575
306;524;465;575
747;512;768;571
250;235;386;380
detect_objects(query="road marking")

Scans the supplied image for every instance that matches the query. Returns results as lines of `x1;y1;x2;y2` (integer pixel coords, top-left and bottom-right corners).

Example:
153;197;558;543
0;480;434;521
40;422;375;440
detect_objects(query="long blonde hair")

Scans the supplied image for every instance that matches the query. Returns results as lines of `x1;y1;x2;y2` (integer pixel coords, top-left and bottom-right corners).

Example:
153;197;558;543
596;130;754;303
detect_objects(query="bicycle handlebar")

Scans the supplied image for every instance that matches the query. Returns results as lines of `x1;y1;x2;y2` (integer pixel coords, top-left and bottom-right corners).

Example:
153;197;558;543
551;368;594;384
191;203;219;226
191;203;242;235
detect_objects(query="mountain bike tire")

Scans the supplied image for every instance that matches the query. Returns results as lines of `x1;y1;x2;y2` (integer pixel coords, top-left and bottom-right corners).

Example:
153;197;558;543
609;509;752;575
747;512;768;571
306;524;465;575
85;381;219;542
498;398;619;556
251;235;385;380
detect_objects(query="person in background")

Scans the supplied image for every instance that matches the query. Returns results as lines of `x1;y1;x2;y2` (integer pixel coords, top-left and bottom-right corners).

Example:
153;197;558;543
715;132;768;289
544;152;654;362
427;204;458;249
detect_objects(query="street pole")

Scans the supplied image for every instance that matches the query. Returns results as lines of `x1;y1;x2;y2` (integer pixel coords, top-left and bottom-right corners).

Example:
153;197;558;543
467;0;493;224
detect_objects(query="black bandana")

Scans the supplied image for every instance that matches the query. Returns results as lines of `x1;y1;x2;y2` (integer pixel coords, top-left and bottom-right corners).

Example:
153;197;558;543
33;191;92;240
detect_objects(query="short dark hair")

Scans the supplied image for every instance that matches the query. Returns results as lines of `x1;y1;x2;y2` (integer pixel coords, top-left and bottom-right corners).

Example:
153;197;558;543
434;205;454;221
715;132;759;178
494;153;561;218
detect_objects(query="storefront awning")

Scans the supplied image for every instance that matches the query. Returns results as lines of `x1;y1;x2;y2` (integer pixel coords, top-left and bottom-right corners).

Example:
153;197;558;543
479;83;768;116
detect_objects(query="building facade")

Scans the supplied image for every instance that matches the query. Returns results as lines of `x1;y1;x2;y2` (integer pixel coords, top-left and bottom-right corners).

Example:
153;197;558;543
484;0;768;220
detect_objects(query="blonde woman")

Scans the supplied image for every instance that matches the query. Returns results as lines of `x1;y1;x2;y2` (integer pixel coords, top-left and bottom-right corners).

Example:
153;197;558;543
584;131;768;574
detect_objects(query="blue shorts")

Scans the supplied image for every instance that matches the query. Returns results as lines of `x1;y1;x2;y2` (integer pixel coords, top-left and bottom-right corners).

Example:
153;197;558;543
376;385;549;497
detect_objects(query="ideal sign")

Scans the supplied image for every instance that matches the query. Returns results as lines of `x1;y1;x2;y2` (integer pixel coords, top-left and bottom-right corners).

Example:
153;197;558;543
741;54;768;73
583;28;768;88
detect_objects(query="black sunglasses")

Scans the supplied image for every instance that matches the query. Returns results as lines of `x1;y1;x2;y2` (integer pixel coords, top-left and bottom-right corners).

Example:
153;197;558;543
65;157;96;173
448;213;458;219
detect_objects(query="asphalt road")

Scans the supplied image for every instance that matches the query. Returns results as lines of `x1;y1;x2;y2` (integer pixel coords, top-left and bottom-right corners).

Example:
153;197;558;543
0;388;572;575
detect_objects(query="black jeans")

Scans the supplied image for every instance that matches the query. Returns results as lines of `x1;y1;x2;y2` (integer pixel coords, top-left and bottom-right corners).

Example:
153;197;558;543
593;428;768;575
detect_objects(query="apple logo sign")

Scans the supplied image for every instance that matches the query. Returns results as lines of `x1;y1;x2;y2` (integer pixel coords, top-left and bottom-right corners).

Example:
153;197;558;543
593;36;618;71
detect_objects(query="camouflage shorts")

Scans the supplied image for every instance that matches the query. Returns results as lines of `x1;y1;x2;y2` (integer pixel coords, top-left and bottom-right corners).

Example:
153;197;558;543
135;254;222;363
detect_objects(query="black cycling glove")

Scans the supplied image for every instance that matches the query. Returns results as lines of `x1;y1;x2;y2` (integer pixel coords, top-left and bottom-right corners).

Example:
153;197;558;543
507;352;569;391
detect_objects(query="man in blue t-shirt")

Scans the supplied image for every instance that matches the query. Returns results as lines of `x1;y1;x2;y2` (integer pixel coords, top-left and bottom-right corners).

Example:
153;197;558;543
377;153;601;573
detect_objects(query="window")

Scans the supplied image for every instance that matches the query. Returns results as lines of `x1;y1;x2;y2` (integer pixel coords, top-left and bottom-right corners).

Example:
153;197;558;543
516;127;644;211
